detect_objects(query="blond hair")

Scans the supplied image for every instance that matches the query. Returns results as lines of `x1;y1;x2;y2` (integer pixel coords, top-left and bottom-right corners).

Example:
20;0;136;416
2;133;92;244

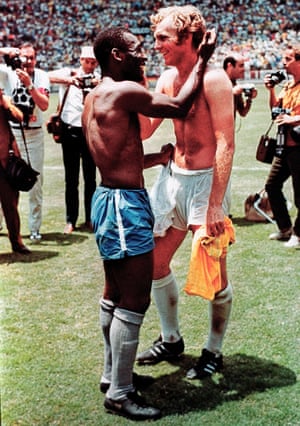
151;5;206;49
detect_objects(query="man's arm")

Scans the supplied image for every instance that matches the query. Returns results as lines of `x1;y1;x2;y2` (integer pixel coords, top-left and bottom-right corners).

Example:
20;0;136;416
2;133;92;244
235;92;252;117
0;91;23;122
138;71;170;140
144;143;174;169
0;48;49;111
233;85;257;117
264;74;281;109
123;30;216;120
16;68;49;111
205;69;235;236
48;68;74;86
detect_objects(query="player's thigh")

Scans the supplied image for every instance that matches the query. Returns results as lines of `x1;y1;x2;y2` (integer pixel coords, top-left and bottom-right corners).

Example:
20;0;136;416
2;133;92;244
104;252;154;313
153;226;187;279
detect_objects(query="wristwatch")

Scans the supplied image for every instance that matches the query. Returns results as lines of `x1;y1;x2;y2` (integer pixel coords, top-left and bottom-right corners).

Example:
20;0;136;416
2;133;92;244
27;83;34;91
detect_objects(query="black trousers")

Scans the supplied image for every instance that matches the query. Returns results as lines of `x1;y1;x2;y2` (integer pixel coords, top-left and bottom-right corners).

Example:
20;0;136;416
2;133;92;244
265;145;300;236
61;123;96;227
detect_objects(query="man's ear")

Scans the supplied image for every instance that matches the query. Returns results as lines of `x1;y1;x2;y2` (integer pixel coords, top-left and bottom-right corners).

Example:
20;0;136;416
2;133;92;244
111;48;124;62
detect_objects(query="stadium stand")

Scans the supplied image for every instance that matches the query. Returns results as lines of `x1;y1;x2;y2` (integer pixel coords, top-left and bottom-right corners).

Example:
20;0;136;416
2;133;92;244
0;0;299;77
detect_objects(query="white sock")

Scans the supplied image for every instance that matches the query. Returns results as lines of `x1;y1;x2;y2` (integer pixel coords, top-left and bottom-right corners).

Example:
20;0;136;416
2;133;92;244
107;307;144;401
205;282;233;354
152;272;181;343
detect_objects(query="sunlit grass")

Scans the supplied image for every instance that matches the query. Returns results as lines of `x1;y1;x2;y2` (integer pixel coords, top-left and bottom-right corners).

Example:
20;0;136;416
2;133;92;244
1;86;299;425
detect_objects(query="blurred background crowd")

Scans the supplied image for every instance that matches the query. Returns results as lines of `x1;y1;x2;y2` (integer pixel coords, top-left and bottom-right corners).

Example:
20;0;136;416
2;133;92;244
0;0;299;77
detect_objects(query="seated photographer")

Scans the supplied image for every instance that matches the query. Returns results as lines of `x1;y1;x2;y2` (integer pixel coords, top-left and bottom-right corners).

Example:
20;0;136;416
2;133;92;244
48;46;100;234
264;43;300;249
223;54;257;118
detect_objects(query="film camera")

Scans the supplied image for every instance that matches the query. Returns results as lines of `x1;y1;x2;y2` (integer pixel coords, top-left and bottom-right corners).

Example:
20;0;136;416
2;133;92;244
4;54;26;70
77;74;96;101
268;70;285;87
81;74;94;90
271;107;290;120
242;84;256;97
271;107;290;157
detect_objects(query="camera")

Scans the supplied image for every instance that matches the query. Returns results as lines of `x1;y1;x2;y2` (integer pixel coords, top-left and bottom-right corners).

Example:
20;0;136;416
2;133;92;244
242;84;256;97
81;74;94;90
271;107;290;157
80;74;96;101
4;54;26;70
271;107;290;120
269;71;285;87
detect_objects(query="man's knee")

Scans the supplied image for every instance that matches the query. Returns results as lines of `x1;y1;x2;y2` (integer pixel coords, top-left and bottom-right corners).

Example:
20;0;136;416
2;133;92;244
213;282;233;305
152;272;175;289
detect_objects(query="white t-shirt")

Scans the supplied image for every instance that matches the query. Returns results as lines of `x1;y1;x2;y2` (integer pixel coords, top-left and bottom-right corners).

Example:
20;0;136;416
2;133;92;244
49;67;100;127
0;64;50;127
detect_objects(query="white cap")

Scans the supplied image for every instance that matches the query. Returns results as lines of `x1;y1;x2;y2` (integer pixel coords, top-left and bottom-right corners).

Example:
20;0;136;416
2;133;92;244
80;46;95;59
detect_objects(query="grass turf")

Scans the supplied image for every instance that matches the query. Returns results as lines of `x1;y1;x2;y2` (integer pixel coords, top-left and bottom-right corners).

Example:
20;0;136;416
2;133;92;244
0;84;299;425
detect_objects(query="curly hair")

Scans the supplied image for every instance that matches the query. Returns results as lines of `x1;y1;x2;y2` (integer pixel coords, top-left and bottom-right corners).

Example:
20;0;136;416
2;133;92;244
150;5;206;49
94;27;131;70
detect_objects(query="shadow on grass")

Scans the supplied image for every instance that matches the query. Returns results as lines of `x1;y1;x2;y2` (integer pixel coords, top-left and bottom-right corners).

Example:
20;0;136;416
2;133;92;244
0;233;88;264
37;231;89;246
0;250;59;264
232;216;270;227
143;353;297;416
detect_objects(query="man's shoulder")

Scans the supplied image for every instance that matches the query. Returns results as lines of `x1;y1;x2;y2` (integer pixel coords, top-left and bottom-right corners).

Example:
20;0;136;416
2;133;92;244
155;67;177;92
34;67;48;75
205;64;227;77
34;67;50;81
0;64;12;75
204;65;231;86
159;67;177;80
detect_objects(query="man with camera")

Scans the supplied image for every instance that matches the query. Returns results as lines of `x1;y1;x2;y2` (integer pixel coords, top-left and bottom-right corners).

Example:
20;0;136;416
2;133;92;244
222;54;257;217
0;43;50;242
48;46;100;234
223;54;257;118
264;44;300;249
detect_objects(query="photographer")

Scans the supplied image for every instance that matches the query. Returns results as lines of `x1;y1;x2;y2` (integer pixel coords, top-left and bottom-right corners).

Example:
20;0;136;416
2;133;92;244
223;54;257;217
48;46;100;234
223;54;257;118
264;44;300;248
0;43;50;242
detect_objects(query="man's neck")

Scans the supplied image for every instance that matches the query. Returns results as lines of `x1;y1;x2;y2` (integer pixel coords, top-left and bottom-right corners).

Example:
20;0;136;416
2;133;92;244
292;71;300;85
176;53;198;80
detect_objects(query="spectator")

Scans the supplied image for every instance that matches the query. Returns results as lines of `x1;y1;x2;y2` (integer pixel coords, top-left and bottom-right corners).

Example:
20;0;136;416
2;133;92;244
264;43;300;249
0;1;299;75
223;53;257;118
0;43;50;242
223;53;258;217
0;88;31;254
48;46;100;234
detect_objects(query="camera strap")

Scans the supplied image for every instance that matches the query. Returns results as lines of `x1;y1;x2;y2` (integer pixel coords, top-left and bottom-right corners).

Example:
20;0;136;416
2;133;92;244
264;120;274;136
19;124;32;166
57;86;70;117
6;114;32;167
